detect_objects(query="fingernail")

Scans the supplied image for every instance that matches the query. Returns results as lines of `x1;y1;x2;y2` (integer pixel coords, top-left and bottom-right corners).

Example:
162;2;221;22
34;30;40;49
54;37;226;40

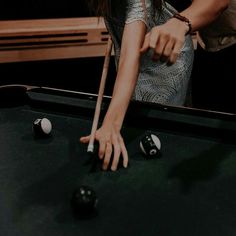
102;164;107;170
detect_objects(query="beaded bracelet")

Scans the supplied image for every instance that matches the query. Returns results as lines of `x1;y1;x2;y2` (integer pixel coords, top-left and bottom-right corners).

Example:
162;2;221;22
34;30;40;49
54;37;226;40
173;13;192;35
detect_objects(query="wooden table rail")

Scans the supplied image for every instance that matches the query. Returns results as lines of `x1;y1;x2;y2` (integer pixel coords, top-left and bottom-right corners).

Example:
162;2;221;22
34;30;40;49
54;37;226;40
0;17;111;63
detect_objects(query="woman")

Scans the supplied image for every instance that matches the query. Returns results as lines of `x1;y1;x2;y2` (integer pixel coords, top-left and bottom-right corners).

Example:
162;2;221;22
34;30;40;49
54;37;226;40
80;0;229;171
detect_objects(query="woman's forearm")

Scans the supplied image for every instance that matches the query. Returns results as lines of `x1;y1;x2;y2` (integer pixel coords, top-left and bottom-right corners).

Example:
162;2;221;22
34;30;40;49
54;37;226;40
102;21;146;130
103;56;140;129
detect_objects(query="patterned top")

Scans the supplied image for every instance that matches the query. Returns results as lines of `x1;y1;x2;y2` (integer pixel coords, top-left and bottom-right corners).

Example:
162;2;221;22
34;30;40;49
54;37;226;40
104;0;194;106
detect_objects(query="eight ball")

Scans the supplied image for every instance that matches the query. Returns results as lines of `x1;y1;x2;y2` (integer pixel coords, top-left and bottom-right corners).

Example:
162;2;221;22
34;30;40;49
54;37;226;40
71;185;98;218
140;133;161;157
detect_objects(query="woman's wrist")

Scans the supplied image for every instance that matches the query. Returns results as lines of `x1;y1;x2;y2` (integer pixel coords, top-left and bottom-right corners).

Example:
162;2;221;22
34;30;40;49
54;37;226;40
103;112;123;131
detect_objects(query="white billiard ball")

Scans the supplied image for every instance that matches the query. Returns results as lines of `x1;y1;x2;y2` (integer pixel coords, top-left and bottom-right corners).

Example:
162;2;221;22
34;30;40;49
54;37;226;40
33;117;52;137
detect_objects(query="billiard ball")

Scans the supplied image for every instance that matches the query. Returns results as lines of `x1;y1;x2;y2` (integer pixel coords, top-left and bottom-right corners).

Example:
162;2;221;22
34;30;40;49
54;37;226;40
70;185;98;218
33;118;52;137
139;133;161;157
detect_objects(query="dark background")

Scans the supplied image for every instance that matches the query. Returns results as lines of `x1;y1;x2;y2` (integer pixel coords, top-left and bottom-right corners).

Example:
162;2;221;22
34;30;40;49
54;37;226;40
0;0;91;19
0;1;190;20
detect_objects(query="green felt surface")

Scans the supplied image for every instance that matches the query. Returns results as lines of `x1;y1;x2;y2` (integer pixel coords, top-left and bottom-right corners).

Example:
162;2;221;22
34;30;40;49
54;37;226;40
0;87;236;236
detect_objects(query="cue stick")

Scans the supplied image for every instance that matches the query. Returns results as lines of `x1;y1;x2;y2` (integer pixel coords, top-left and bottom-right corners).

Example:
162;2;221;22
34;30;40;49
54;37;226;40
87;36;113;153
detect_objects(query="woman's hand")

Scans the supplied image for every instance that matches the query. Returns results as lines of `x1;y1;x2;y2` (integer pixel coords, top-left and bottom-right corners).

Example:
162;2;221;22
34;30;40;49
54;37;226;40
80;122;128;171
140;17;189;64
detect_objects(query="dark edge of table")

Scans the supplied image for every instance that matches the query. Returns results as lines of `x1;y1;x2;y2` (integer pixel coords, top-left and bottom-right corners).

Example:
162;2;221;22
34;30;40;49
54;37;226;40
1;84;236;141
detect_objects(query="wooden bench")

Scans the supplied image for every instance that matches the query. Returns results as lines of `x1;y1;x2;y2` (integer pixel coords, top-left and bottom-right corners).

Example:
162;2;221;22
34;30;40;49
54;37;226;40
0;17;110;63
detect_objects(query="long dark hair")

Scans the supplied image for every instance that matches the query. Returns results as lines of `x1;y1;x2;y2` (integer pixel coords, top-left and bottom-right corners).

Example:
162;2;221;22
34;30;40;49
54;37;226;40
88;0;163;16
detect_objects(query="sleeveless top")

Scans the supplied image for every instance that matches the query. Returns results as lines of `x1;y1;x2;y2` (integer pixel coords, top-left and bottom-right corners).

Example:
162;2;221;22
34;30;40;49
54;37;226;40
104;0;194;106
198;0;236;52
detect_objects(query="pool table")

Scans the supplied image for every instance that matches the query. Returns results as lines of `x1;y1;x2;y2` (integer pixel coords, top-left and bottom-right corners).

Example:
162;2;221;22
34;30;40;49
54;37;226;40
0;84;236;236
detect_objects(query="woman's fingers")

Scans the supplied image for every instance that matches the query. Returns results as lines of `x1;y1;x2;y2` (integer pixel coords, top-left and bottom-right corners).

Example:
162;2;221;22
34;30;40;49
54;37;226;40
110;137;121;171
80;135;90;143
80;131;129;171
102;142;113;170
120;139;129;169
111;136;128;171
98;138;106;160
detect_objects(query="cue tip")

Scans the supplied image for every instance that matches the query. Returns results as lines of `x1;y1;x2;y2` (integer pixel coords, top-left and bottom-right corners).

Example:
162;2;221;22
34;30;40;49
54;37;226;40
87;144;94;153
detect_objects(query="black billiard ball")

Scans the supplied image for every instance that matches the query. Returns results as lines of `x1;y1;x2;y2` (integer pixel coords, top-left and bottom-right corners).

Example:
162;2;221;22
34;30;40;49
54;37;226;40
70;185;98;218
33;118;52;137
140;133;161;157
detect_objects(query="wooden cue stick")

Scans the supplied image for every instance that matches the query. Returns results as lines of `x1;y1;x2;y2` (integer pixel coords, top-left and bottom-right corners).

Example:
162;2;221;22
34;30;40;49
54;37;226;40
87;36;113;153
